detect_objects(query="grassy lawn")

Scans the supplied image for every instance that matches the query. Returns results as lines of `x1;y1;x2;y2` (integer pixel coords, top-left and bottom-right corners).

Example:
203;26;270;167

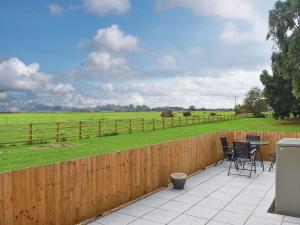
0;117;299;173
0;111;234;124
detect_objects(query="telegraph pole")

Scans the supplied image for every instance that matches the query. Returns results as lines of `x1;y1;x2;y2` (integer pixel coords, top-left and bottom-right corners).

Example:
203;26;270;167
234;96;237;108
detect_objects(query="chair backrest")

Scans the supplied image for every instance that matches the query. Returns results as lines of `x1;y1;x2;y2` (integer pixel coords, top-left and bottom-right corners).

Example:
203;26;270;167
220;135;231;153
246;134;260;142
233;141;251;159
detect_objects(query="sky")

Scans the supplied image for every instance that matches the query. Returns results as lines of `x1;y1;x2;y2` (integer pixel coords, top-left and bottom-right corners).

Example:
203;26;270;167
0;0;277;111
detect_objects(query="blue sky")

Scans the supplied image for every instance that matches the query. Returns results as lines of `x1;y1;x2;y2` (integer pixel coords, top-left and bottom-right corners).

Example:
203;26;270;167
0;0;277;111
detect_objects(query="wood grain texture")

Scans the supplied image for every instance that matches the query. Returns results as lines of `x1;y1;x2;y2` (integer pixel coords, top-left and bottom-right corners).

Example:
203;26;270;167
0;130;297;225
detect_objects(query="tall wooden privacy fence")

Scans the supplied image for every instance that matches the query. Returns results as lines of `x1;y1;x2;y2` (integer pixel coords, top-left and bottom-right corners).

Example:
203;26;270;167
0;114;251;145
0;130;297;225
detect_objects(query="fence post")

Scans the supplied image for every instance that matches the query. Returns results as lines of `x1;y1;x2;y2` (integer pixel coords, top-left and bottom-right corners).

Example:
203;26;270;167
28;123;33;145
192;116;195;125
141;118;144;132
98;120;101;137
129;119;132;133
115;120;118;134
171;117;174;127
56;122;60;142
179;117;181;126
153;118;155;131
79;121;82;139
162;117;165;129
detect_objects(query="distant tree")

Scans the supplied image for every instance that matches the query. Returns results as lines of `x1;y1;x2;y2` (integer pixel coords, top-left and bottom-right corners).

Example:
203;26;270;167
188;105;196;111
243;87;268;117
234;104;247;115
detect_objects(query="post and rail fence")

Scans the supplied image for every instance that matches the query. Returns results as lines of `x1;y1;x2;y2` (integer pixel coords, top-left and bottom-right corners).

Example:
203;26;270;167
0;113;252;146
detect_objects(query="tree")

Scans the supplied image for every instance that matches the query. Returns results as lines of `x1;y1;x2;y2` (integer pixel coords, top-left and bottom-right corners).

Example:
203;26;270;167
243;87;268;117
234;104;247;115
188;105;196;111
260;70;296;119
261;0;300;117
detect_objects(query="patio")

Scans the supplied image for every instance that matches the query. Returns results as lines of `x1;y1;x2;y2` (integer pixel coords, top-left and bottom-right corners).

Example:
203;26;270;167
88;161;300;225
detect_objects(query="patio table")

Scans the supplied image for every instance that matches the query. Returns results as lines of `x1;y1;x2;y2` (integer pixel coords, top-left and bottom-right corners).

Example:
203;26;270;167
234;139;270;171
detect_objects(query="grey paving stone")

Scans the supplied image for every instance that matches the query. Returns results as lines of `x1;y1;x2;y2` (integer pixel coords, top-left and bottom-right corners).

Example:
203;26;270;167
96;212;136;225
168;214;208;225
184;204;220;220
119;203;154;217
129;219;162;225
137;196;170;208
284;215;300;224
245;215;283;225
142;208;180;224
213;210;249;225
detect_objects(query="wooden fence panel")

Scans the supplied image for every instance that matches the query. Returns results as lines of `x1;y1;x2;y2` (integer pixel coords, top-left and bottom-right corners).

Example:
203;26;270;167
1;130;298;225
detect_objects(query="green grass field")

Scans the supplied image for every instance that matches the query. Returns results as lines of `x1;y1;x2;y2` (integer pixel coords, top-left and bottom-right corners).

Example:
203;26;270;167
0;111;237;146
0;116;300;173
0;111;234;124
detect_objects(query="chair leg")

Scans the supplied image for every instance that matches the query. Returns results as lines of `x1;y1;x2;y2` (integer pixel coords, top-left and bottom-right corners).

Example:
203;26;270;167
269;159;275;172
249;163;253;179
268;162;272;172
228;159;234;176
258;150;264;171
234;160;239;171
220;155;226;165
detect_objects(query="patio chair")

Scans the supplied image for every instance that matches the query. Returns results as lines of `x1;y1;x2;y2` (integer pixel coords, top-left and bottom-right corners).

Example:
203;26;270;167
214;135;234;167
246;134;264;171
268;152;276;171
228;141;256;178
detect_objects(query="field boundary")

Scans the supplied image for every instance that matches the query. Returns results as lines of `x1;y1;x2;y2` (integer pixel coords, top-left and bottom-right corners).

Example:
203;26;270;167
0;130;299;225
0;113;252;145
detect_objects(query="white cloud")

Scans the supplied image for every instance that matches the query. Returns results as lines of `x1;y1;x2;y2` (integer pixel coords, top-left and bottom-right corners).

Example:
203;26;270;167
0;58;48;92
220;19;266;45
0;92;7;99
186;47;202;57
84;52;130;77
48;3;63;14
83;0;131;16
156;0;258;22
0;58;74;102
78;25;141;79
128;93;145;105
101;83;114;93
156;0;268;45
157;55;178;67
92;24;139;52
103;68;263;108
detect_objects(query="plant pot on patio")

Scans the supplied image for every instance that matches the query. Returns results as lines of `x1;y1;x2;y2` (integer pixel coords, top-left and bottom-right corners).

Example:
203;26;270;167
171;173;187;189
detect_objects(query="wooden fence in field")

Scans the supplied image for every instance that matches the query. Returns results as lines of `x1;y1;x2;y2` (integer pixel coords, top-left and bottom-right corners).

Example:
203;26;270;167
0;114;252;145
0;130;298;225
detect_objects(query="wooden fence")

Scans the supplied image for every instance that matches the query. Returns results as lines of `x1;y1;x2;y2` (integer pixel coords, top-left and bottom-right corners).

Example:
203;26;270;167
0;114;252;145
0;130;298;225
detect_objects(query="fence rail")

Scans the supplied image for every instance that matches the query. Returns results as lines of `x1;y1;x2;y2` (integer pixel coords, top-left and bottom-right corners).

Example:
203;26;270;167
0;114;252;145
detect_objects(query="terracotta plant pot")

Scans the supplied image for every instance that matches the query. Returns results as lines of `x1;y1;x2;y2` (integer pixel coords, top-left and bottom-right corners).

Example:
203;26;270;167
171;173;187;189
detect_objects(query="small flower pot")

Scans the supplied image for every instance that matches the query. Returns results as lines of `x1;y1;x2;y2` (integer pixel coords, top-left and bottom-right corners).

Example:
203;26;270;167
171;173;187;189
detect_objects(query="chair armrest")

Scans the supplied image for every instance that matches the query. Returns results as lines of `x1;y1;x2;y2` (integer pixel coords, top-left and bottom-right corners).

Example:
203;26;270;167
250;149;256;155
